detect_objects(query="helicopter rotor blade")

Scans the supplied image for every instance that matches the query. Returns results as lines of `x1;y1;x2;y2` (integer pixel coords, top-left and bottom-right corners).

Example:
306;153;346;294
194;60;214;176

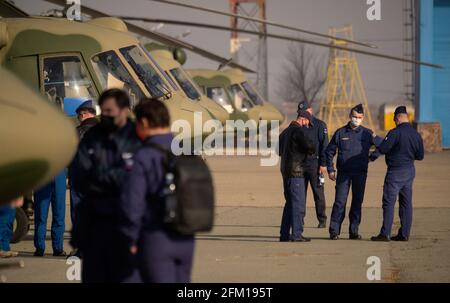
148;0;378;49
42;0;256;73
0;0;29;17
119;16;442;69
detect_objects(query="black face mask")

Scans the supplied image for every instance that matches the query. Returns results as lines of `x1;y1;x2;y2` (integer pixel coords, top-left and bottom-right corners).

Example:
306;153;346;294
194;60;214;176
100;115;118;132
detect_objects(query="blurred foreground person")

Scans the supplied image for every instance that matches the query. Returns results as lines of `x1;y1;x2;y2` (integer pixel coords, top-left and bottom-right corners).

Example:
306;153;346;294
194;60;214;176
33;170;67;257
71;89;141;282
278;110;315;242
0;197;22;258
68;101;98;257
371;106;424;242
119;99;196;283
325;104;382;240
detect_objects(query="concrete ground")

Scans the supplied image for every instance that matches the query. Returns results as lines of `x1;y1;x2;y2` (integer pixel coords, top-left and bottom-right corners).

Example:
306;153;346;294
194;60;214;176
1;151;450;283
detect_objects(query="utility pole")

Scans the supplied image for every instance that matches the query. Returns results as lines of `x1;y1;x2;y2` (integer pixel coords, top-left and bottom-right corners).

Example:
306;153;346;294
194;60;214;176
319;26;375;132
229;0;268;100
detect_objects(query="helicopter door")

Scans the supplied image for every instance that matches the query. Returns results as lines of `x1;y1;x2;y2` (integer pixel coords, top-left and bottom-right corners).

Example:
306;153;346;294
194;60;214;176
40;54;97;115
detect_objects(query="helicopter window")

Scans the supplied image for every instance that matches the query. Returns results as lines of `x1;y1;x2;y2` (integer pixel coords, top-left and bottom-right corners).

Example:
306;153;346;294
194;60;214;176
141;45;179;91
228;84;254;112
170;68;201;100
42;56;97;109
241;81;264;105
91;50;145;108
119;46;170;99
206;87;234;114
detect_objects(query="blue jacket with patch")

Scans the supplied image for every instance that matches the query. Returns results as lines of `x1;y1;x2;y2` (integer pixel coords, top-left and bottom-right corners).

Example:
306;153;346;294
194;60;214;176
325;123;382;174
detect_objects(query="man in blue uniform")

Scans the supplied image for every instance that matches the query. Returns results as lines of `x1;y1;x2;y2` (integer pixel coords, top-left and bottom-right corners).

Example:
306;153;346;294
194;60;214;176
371;106;424;242
119;99;195;283
297;101;329;228
33;170;67;257
71;89;141;282
0;204;17;258
325;104;382;240
279;110;315;242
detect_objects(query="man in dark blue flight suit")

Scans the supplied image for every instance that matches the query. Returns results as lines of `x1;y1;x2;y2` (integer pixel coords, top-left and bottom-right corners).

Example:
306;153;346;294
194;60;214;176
119;98;195;283
71;89;141;283
371;106;424;242
297;101;329;228
325;104;382;240
279;110;316;242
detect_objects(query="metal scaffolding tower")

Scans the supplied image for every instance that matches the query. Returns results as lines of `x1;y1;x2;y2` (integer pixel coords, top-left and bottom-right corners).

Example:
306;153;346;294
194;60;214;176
403;0;417;102
318;26;374;132
229;0;268;100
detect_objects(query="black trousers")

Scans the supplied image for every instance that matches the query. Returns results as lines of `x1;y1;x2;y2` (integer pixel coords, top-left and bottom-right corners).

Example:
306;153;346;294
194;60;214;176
303;164;327;224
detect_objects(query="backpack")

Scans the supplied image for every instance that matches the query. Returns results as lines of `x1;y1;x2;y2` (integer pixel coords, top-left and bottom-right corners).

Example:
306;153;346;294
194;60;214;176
145;142;215;235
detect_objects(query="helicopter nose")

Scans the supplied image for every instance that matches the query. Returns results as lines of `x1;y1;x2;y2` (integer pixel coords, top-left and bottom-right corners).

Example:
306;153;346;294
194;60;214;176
0;71;78;204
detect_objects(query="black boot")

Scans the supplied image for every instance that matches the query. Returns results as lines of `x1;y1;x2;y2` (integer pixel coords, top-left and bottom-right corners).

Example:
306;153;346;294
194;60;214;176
391;235;409;242
33;249;44;257
370;234;390;242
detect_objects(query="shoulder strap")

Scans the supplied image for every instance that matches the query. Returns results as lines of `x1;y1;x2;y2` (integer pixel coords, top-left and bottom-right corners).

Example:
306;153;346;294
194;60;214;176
143;142;175;172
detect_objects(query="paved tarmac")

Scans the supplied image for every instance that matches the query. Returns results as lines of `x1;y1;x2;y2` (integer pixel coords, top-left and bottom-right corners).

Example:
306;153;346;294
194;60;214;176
1;151;449;282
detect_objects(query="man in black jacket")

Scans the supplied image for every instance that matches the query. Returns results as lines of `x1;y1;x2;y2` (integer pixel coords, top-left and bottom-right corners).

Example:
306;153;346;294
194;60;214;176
71;89;141;282
279;110;316;242
297;101;329;228
68;101;99;257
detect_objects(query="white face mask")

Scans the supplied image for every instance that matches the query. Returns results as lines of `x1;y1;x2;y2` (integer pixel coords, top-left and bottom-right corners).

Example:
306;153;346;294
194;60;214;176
351;117;363;127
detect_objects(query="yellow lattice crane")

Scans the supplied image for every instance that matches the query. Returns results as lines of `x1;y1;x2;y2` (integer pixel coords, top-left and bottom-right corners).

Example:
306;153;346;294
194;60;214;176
319;26;374;132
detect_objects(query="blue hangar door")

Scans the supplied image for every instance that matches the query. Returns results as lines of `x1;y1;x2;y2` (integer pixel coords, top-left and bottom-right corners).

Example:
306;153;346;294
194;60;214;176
433;0;450;147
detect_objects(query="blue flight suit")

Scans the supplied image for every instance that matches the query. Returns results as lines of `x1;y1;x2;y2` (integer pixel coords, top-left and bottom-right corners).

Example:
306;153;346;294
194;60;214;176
71;119;141;283
0;205;16;252
375;122;424;238
302;116;329;224
33;170;67;253
325;123;382;236
119;133;195;283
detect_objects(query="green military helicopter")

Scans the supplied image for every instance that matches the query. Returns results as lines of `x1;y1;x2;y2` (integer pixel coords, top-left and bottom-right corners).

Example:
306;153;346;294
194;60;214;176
0;15;217;136
189;68;284;124
0;66;78;242
145;43;229;124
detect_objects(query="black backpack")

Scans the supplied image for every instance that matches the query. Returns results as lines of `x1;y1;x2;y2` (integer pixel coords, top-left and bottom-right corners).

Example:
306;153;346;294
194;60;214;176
145;142;215;235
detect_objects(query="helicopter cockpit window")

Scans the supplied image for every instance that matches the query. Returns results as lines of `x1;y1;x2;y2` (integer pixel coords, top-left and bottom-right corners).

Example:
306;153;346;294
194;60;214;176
91;50;145;108
206;87;234;114
119;45;170;99
229;84;254;112
141;45;179;91
170;68;201;100
241;81;264;105
42;56;97;109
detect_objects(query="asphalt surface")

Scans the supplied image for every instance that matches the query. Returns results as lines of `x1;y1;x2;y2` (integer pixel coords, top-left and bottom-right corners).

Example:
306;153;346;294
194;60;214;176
1;151;450;283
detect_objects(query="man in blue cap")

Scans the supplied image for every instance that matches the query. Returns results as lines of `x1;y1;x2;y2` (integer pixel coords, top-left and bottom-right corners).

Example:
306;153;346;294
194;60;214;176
67;100;99;257
297;101;329;228
325;104;382;240
75;100;98;140
371;106;424;242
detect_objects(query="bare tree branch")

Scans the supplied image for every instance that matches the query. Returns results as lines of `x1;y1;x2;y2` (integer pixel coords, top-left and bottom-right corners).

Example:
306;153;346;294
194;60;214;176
278;42;328;106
